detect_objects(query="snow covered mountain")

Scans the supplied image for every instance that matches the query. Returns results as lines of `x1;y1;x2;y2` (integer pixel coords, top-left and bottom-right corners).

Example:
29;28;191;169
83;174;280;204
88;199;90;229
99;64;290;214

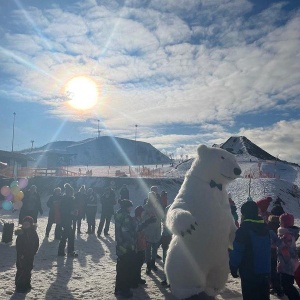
215;136;277;161
22;136;170;167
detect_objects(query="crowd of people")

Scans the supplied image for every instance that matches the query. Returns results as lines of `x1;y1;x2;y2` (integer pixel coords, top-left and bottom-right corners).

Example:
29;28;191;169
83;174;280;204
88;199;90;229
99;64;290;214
229;196;300;300
11;183;300;299
14;183;171;297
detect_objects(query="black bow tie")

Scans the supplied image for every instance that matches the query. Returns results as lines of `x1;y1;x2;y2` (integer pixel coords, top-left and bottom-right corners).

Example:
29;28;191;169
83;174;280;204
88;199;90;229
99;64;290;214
210;180;222;191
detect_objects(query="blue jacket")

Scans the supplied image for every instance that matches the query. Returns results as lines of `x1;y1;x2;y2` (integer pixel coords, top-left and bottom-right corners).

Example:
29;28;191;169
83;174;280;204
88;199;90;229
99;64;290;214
230;217;271;279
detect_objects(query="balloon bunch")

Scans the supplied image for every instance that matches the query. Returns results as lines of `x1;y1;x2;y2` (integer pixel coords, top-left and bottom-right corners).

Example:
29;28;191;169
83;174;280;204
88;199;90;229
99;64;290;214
1;178;28;211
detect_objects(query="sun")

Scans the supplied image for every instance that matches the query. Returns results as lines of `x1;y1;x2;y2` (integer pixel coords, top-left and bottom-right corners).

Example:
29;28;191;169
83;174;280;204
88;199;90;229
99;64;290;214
65;76;99;110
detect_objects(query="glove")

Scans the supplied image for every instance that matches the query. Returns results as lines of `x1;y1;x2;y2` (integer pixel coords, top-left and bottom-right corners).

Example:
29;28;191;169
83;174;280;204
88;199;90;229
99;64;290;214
230;267;239;278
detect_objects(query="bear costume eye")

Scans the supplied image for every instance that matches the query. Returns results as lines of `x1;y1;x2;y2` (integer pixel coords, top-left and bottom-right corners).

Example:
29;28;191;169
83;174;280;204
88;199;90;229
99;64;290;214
221;156;225;160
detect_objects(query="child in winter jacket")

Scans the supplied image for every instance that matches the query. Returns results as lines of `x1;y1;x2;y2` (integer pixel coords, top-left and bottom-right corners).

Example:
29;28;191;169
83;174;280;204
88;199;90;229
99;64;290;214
15;216;39;293
268;205;285;296
277;213;300;300
230;201;271;300
143;191;163;274
134;206;147;285
115;200;156;298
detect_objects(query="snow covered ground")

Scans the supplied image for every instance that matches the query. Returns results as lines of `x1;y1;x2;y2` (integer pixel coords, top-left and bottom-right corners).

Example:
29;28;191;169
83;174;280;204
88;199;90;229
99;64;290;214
1;209;292;300
0;158;299;299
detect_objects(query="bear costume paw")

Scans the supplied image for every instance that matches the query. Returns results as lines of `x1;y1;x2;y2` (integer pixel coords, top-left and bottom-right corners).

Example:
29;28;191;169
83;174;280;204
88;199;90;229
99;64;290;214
167;209;198;237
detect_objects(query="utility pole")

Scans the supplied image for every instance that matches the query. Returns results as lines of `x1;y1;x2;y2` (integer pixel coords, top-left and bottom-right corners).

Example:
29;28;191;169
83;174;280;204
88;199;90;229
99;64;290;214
97;119;100;138
135;124;138;165
31;140;35;151
135;124;138;142
11;112;16;152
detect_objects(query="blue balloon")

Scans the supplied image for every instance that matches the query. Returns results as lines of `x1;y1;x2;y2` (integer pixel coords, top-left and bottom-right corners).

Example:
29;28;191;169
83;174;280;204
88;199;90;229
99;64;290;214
2;200;13;211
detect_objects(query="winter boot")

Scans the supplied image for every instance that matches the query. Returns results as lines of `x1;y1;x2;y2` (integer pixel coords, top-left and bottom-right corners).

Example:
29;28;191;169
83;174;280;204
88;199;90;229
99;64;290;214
151;259;158;271
146;262;152;275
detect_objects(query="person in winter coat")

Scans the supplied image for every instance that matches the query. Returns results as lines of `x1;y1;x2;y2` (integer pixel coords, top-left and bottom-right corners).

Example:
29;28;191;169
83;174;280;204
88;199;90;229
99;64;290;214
161;204;172;286
45;187;62;239
268;205;285;297
229;193;239;227
134;206;156;284
114;200;136;298
276;213;300;300
19;185;43;224
97;187;116;237
229;201;271;300
160;191;168;209
119;184;129;200
73;185;87;234
115;200;156;298
85;188;98;234
143;191;164;274
256;196;272;223
58;183;77;257
15;216;39;293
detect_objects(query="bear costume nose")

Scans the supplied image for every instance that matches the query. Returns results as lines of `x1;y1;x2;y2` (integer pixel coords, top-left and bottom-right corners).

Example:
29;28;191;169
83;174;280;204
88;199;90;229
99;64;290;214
234;168;241;175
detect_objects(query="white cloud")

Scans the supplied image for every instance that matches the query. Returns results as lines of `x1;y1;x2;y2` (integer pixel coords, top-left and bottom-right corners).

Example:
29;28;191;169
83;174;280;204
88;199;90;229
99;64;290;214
0;0;299;162
238;120;300;164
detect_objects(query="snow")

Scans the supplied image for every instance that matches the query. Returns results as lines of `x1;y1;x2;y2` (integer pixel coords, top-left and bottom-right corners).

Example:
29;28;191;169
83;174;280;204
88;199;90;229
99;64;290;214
1;158;300;299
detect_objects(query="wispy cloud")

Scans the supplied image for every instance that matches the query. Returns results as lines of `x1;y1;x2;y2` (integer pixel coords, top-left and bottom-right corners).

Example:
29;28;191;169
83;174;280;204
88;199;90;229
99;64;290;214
0;0;299;162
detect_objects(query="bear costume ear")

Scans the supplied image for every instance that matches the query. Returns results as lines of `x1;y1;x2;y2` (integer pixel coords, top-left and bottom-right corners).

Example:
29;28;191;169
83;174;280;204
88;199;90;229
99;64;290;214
197;144;208;156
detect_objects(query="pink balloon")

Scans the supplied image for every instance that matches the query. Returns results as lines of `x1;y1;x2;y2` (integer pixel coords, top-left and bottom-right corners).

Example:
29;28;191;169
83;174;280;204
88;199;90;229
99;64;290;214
18;178;28;189
5;193;14;201
13;201;23;210
1;186;11;197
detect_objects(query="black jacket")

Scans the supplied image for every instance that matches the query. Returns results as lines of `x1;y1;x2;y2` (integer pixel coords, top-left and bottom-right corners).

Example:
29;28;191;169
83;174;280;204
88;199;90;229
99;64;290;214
60;195;75;227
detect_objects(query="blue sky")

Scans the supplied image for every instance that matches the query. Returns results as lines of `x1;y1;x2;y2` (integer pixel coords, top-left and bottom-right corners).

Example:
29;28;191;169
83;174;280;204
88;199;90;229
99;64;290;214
0;0;299;163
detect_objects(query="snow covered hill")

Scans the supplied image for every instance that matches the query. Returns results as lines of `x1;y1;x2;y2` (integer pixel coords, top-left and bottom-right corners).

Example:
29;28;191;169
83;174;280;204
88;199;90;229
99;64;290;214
216;136;277;161
22;137;171;167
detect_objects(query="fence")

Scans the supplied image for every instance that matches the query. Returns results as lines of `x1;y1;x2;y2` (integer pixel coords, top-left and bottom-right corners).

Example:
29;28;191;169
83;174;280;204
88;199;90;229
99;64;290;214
0;165;172;179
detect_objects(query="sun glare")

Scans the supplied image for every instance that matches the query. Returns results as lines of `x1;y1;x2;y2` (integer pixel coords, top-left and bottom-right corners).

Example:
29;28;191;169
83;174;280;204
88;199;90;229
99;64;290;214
65;76;98;110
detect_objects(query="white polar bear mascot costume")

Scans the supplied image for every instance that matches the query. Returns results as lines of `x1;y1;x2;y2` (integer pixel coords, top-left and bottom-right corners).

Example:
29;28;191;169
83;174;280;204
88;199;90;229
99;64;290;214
165;145;241;299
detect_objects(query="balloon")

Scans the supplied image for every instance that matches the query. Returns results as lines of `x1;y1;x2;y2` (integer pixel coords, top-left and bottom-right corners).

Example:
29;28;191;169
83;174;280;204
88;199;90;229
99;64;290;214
14;191;24;201
18;178;28;189
2;200;13;211
1;186;11;197
13;201;23;210
10;181;19;188
5;193;14;201
11;185;20;196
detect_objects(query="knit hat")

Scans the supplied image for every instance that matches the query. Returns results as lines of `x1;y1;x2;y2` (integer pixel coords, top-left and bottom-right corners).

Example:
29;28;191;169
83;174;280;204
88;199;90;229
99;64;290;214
120;199;133;209
241;201;258;219
22;216;34;226
256;196;272;213
271;205;285;217
280;213;294;228
135;206;144;218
